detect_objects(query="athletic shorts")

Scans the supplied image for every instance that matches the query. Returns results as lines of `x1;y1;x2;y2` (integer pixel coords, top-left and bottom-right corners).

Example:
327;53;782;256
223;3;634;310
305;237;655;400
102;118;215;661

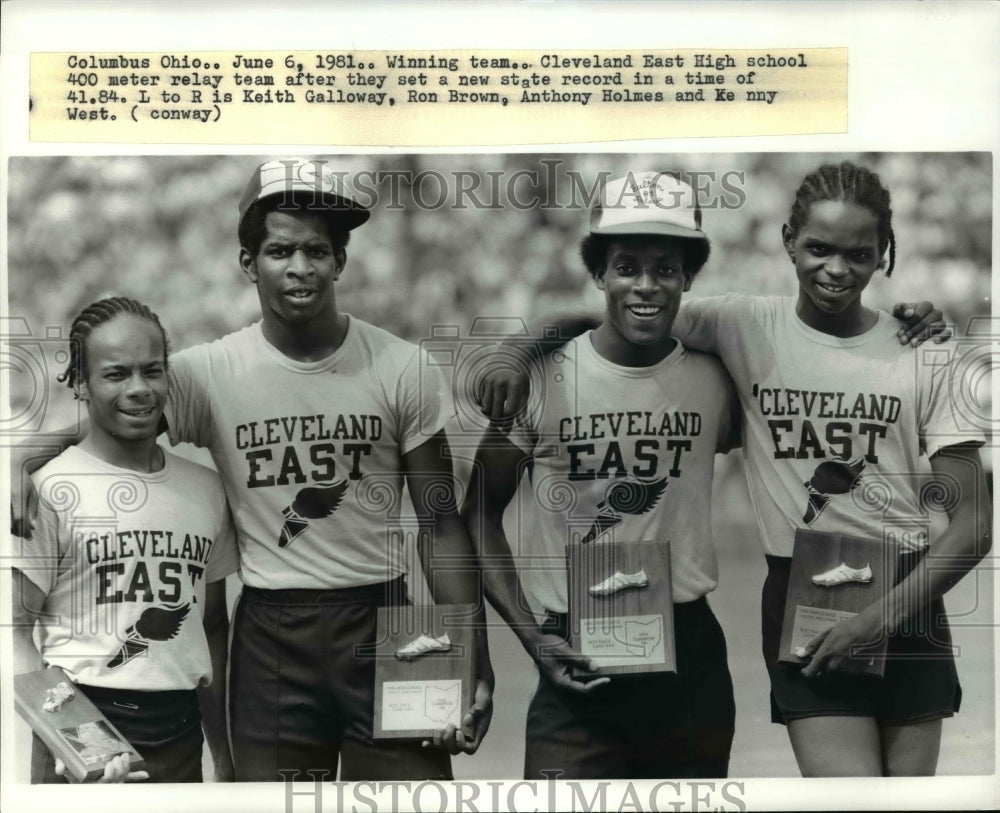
31;685;203;783
524;596;735;780
763;552;962;725
228;577;453;782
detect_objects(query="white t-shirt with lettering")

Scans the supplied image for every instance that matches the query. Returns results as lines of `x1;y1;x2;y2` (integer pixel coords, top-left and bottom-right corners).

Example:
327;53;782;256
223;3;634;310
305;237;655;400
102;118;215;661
164;316;452;589
673;294;983;557
509;333;739;612
15;445;238;690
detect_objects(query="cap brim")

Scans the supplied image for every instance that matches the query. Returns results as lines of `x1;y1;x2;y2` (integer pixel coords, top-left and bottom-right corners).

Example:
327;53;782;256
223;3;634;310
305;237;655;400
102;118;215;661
240;190;370;231
591;221;707;240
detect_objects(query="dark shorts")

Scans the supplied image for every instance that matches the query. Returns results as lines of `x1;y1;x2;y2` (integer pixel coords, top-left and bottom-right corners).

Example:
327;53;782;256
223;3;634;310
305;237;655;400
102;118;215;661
32;685;202;783
763;553;961;726
524;596;735;780
228;578;453;782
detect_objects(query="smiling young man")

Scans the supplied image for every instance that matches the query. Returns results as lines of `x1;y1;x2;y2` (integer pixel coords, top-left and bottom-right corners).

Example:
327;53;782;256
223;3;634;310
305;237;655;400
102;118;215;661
11;159;493;782
12;298;237;784
463;171;740;779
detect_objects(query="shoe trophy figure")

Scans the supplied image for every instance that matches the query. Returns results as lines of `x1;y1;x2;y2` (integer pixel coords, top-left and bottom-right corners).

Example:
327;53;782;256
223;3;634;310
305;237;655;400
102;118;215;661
589;567;650;597
811;561;873;588
394;632;452;661
42;682;75;713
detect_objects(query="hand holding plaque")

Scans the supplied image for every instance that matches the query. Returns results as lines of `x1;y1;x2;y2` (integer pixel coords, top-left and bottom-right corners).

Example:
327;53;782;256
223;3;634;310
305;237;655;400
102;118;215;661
779;529;900;676
14;667;145;782
567;540;676;676
373;604;477;741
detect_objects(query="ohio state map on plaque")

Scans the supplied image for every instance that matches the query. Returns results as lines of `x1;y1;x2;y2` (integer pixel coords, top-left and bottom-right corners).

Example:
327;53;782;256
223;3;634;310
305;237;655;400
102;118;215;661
579;613;666;668
567;540;676;675
373;604;476;740
380;680;463;730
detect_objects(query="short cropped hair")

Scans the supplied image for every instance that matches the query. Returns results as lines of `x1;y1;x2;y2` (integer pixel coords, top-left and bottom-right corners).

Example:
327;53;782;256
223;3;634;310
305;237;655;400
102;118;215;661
579;233;711;280
238;194;351;257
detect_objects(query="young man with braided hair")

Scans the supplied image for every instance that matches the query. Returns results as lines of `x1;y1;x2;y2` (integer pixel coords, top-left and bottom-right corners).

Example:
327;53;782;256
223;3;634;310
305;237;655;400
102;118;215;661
12;297;238;783
11;159;493;781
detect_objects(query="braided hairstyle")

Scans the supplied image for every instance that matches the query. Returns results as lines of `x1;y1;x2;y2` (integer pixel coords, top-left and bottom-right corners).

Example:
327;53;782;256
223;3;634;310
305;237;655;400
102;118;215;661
787;161;896;277
57;297;169;397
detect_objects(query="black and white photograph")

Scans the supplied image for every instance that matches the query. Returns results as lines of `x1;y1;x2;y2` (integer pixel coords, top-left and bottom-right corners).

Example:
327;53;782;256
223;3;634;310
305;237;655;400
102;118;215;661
58;721;131;767
4;150;995;798
2;3;998;813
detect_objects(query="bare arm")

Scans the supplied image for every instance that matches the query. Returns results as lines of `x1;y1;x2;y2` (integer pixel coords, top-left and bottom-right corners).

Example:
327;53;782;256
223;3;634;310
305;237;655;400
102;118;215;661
10;415;175;538
676;297;950;359
476;315;599;423
887;444;992;619
11;569;46;674
801;444;991;676
403;429;494;754
461;426;608;693
10;420;89;538
196;579;234;781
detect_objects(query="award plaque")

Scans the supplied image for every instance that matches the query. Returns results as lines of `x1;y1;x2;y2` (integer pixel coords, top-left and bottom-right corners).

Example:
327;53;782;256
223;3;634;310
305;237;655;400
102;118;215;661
566;540;676;676
14;667;144;782
779;529;900;676
373;603;477;740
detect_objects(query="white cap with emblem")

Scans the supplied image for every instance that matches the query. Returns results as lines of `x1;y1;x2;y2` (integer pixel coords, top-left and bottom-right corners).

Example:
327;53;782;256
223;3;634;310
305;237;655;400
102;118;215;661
590;171;705;240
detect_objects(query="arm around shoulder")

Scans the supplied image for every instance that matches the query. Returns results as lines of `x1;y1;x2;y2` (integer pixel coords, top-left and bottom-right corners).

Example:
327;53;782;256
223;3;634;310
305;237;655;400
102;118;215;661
477;314;599;423
10;420;90;538
673;294;744;355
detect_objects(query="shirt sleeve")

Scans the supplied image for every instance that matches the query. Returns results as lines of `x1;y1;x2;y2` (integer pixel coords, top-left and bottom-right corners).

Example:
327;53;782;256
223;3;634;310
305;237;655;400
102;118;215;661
918;343;986;458
164;345;214;449
673;295;732;355
396;347;455;455
205;501;239;584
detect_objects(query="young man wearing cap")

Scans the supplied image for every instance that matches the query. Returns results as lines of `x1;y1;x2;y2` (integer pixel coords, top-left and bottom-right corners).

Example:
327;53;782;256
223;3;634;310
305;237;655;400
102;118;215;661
10;158;493;782
222;159;492;780
462;171;739;779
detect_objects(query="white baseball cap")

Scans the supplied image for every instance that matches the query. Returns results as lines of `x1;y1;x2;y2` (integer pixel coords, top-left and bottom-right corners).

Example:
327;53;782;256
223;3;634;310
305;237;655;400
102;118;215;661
590;171;706;240
239;158;370;231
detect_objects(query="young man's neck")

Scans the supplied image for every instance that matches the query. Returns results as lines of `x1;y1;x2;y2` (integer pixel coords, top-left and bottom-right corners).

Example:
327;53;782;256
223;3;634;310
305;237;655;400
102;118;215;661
262;311;349;362
590;324;678;367
79;433;164;473
795;296;878;338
